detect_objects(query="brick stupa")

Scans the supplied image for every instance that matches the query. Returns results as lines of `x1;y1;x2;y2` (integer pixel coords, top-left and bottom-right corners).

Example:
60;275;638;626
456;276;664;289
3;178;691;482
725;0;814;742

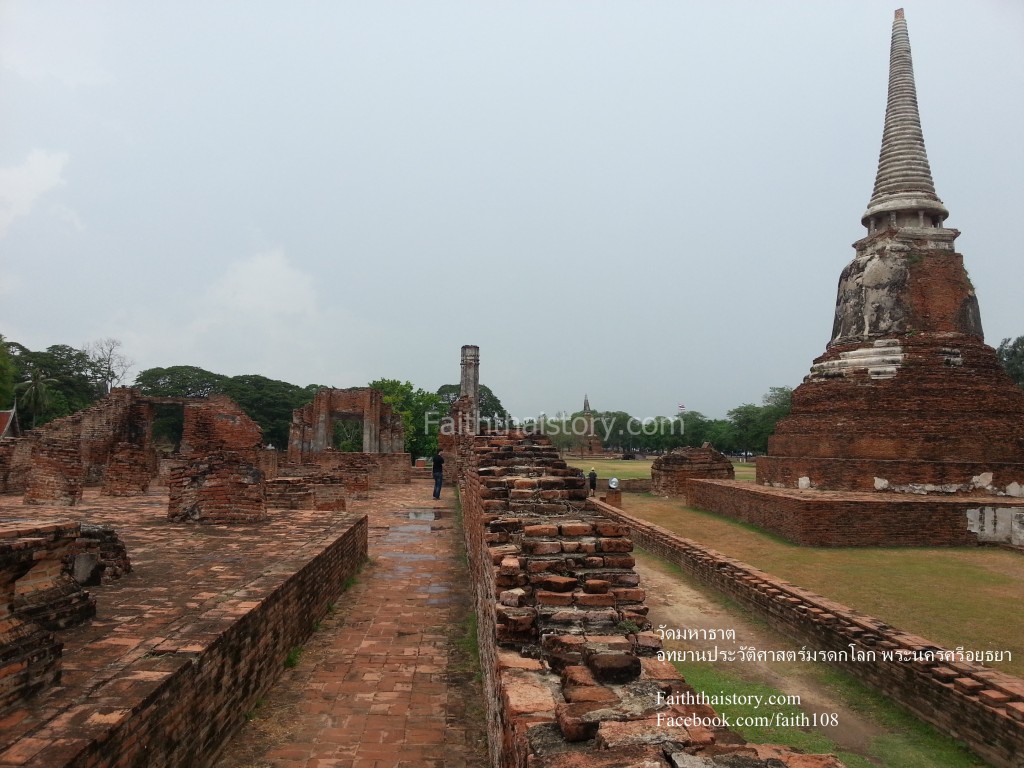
689;10;1024;547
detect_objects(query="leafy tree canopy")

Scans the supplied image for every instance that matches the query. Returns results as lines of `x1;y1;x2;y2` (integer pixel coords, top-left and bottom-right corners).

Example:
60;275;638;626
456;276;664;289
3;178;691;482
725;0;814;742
133;365;229;398
0;335;14;409
372;379;444;460
997;336;1024;387
436;383;506;421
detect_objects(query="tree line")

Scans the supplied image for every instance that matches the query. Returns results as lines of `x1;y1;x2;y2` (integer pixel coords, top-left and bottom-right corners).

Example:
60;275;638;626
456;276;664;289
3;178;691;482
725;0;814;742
3;334;1023;459
0;335;504;460
538;386;793;457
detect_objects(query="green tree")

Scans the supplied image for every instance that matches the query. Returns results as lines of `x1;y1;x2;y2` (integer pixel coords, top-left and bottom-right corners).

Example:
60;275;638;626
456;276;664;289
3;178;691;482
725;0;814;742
703;419;738;453
9;344;97;423
332;419;363;452
0;335;15;409
222;374;315;448
133;365;229;398
370;379;444;460
997;336;1024;387
15;369;57;428
679;411;710;448
725;386;793;455
436;383;507;426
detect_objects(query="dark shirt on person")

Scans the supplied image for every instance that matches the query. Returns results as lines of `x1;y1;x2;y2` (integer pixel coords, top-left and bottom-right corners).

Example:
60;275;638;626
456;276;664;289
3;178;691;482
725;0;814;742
432;454;445;473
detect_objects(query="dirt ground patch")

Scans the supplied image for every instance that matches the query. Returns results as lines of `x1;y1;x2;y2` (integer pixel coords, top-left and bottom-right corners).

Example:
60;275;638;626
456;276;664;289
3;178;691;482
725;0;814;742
635;551;882;758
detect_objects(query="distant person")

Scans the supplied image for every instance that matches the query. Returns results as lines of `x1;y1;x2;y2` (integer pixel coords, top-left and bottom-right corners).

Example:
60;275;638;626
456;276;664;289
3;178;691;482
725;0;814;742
588;468;597;497
432;451;445;500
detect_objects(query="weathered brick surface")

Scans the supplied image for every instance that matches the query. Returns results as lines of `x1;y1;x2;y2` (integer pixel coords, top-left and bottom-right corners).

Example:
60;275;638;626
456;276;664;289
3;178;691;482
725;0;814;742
651;446;734;498
168;398;266;524
685;480;1023;547
2;521;96;636
0;521;71;711
265;475;347;511
0;490;368;768
596;499;1024;768
168;451;266;523
63;524;132;584
23;436;84;506
0;439;33;494
101;442;155;496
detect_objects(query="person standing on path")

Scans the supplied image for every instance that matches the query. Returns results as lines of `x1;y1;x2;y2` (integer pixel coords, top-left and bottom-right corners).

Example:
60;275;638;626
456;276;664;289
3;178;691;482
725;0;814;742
588;467;597;497
432;450;445;499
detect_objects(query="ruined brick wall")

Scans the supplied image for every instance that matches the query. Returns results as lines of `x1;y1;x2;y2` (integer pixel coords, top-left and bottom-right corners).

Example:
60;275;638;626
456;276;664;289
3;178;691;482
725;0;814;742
287;387;405;461
439;394;476;485
596;499;1024;768
169;398;266;523
168;451;266;524
0;520;74;711
684;479;1019;547
80;390;151;484
265;476;347;512
63;524;132;585
102;443;156;496
0;438;33;494
377;452;411;483
279;462;371;498
180;395;262;461
651;446;734;497
24;435;86;506
460;432;842;768
18;390;157;504
259;448;279;480
5;514;369;767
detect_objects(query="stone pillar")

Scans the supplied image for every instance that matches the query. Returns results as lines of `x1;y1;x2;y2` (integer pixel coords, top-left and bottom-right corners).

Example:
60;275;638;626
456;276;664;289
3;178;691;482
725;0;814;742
604;487;623;508
459;344;480;434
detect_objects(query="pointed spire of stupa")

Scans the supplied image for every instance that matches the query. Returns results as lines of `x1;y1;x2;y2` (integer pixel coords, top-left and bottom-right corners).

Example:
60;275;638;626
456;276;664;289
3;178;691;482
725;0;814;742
861;9;948;230
583;394;591;412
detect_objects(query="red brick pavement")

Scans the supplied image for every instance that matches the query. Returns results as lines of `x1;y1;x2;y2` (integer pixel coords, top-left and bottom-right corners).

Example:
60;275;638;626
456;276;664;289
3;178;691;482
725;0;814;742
217;480;488;768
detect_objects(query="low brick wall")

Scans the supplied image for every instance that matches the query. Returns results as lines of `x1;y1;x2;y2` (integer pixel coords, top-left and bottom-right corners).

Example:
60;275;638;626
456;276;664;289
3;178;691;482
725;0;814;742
593;499;1024;768
3;514;368;768
684;479;1018;547
378;453;412;484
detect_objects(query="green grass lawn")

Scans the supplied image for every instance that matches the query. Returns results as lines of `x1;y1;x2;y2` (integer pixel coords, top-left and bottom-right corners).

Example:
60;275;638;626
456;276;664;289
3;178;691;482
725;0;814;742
564;456;653;480
563;456;757;482
624;494;1024;677
674;661;985;768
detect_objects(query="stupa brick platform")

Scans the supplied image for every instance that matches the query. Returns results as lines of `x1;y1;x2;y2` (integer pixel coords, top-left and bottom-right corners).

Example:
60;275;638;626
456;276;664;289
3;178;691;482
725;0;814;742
693;10;1024;547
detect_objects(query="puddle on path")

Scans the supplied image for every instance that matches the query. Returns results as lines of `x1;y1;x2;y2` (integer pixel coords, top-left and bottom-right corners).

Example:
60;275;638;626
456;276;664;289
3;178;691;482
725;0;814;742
408;509;438;520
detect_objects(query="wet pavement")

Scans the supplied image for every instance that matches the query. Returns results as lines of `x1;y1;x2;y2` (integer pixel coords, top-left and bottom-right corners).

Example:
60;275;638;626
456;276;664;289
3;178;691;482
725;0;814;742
216;480;488;768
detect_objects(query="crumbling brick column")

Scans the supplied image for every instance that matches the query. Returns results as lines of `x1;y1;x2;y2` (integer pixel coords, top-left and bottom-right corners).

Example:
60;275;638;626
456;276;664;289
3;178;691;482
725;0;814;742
101;442;155;496
0;438;33;494
8;520;97;632
168;397;267;524
24;436;85;506
0;521;71;711
168;451;267;523
63;524;132;586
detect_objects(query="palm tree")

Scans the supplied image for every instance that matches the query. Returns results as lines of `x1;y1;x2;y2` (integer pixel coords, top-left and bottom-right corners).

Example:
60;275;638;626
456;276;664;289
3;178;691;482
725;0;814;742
15;369;57;428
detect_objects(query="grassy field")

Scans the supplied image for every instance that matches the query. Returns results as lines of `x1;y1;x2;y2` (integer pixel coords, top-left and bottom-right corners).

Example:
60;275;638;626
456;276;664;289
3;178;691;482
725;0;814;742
624;494;1024;677
564;456;653;480
562;455;757;483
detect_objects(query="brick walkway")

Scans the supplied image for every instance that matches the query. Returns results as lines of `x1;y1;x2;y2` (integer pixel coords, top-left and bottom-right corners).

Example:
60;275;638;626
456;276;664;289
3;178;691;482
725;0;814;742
217;480;488;768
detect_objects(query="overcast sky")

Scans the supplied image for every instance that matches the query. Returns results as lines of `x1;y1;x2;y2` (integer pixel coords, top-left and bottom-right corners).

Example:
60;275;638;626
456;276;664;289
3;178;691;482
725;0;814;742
2;1;1022;420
